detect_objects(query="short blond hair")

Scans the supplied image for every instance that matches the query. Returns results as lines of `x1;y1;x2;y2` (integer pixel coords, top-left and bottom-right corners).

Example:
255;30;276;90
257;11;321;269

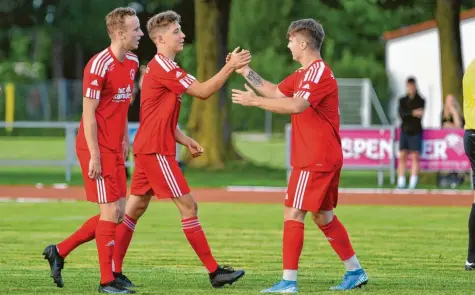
287;19;325;51
147;10;181;40
105;7;137;35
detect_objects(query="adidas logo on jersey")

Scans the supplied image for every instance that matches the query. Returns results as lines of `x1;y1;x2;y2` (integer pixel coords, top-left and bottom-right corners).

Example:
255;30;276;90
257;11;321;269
176;71;182;78
302;84;310;89
91;79;99;86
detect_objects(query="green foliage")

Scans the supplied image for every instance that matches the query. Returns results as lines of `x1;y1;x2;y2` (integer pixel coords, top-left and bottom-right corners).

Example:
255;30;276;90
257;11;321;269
330;49;390;107
3;0;467;132
0;27;46;82
224;0;449;130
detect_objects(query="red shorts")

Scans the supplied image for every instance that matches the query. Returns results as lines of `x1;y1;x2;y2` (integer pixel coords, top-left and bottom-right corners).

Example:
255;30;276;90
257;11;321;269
285;168;341;212
130;154;190;198
76;149;126;204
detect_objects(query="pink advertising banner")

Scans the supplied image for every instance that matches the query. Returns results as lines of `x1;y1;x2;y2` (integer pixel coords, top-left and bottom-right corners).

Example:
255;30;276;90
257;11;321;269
395;128;470;171
340;128;393;167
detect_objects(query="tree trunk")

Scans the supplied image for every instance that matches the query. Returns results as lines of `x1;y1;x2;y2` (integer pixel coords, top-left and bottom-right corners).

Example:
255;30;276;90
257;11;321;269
216;0;241;161
51;31;64;79
435;0;463;106
75;42;84;79
186;0;226;168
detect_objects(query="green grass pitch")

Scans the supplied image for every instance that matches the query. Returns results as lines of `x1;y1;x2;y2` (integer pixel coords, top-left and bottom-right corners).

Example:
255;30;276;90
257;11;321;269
1;201;474;294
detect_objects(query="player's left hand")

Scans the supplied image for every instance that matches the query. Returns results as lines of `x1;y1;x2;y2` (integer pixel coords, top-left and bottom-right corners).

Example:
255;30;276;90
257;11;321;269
231;84;257;107
187;139;204;158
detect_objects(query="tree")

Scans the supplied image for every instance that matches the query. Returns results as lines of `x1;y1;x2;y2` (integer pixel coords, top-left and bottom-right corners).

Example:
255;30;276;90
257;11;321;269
435;0;463;106
215;0;241;161
186;0;231;168
378;0;465;105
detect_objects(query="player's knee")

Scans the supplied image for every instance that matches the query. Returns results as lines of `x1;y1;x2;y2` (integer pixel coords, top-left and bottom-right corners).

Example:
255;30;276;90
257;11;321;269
177;194;198;218
117;212;125;223
182;200;198;218
99;202;122;223
129;196;149;219
312;210;333;226
117;199;127;222
284;206;306;222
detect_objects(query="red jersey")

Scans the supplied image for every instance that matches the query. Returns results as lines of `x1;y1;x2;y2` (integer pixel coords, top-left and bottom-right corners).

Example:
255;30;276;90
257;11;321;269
133;53;196;155
278;60;342;171
76;47;139;153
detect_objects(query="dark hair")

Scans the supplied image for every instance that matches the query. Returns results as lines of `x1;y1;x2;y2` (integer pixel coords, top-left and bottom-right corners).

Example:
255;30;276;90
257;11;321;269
287;18;325;51
407;77;416;84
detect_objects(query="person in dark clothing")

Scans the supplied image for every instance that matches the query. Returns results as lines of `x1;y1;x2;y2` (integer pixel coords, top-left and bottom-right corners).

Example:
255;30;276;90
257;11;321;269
397;77;425;189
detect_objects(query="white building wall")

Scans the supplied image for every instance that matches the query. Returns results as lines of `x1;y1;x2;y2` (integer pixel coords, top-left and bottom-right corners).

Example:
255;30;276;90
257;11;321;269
385;17;475;129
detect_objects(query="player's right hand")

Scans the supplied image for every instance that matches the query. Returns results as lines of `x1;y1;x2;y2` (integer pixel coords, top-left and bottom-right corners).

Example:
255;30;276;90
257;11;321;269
187;139;204;158
226;52;249;75
88;157;102;179
227;47;252;71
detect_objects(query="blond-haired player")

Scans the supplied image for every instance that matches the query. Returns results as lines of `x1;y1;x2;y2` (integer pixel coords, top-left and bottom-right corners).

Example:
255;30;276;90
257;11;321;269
111;10;249;289
43;7;142;294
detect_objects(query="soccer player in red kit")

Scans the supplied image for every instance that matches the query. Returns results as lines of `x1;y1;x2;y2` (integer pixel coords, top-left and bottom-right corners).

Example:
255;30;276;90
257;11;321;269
231;19;368;293
42;7;142;294
110;10;250;288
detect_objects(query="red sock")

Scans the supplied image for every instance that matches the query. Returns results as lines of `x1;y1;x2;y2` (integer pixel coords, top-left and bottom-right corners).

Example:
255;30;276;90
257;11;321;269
283;220;304;270
318;215;355;260
182;217;219;273
96;220;117;285
57;214;99;258
112;214;137;273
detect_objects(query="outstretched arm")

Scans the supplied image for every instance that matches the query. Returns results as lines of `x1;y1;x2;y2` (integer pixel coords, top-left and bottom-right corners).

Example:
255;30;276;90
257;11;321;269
186;47;251;100
240;67;286;99
226;53;286;99
232;84;309;114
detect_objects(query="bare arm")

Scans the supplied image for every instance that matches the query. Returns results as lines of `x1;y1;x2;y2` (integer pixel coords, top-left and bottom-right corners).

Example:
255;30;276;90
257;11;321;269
240;67;286;99
186;47;251;100
185;64;235;100
254;96;310;114
175;127;204;158
175;127;192;146
232;84;309;114
82;98;100;159
124;118;129;143
123;118;129;159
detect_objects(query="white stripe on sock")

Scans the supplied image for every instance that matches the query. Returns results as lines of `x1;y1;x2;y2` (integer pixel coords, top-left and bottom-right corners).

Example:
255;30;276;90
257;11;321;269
283;269;297;281
343;255;361;271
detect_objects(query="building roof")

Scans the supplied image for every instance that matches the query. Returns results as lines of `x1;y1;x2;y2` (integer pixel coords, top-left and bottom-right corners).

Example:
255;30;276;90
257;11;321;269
382;7;475;41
